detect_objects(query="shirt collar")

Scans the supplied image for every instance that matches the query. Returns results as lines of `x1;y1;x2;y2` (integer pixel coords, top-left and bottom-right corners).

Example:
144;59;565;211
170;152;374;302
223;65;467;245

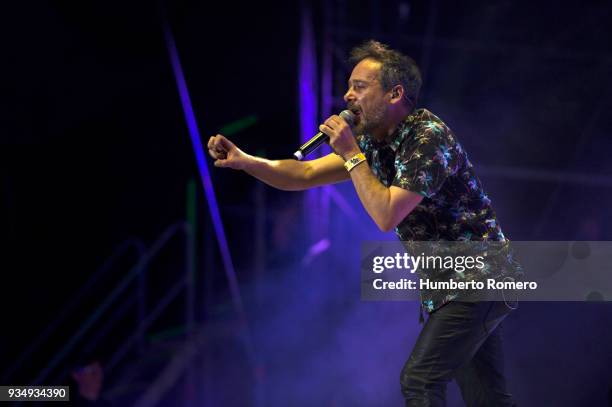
367;111;416;152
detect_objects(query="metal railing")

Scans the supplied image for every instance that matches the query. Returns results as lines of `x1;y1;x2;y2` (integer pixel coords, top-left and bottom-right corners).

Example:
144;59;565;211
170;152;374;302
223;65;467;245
3;220;195;397
35;221;195;387
1;237;146;383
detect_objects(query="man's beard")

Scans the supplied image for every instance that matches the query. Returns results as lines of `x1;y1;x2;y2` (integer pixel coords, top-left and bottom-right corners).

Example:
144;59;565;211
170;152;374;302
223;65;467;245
353;103;387;137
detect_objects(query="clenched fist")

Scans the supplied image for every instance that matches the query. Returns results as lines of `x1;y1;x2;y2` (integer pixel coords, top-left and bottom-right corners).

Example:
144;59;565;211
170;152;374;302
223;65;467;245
207;134;250;170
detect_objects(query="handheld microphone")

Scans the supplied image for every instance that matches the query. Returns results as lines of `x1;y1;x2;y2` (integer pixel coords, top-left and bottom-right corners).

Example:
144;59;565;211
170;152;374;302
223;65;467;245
293;110;355;160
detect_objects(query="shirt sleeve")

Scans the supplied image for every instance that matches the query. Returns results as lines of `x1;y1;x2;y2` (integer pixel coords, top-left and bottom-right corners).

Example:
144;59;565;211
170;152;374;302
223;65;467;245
392;120;459;198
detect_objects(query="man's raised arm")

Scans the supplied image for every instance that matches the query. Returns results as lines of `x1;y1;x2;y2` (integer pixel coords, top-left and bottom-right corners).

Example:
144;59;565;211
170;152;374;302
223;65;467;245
207;134;350;191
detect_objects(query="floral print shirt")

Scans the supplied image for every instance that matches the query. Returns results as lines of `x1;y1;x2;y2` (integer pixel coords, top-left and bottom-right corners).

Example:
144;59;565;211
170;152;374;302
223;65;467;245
357;108;511;312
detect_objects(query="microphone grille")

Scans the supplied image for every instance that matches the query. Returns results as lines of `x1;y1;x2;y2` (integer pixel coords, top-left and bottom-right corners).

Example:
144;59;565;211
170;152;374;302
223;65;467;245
339;110;355;127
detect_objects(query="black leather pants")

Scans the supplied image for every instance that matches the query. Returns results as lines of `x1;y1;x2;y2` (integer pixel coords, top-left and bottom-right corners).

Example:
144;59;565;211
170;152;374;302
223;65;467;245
400;301;516;406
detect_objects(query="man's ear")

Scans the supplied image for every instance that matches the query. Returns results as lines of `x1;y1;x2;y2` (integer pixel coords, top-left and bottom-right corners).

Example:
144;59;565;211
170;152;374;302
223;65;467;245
390;85;404;103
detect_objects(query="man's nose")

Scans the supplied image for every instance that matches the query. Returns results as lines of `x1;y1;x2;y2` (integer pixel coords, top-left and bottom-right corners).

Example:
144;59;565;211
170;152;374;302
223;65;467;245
343;89;354;102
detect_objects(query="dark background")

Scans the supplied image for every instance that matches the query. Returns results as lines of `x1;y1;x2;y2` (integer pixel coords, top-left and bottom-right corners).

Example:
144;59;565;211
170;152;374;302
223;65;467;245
1;0;612;406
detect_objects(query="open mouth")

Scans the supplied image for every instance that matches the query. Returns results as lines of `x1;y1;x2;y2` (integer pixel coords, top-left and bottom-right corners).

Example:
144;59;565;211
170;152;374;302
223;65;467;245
349;107;361;124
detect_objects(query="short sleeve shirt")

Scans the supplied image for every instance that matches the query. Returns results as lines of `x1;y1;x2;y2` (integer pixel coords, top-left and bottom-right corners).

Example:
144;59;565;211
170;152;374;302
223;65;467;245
357;109;511;312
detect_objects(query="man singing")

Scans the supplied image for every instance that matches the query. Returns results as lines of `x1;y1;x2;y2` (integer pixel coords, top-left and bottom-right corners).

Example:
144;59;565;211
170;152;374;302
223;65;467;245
208;40;516;406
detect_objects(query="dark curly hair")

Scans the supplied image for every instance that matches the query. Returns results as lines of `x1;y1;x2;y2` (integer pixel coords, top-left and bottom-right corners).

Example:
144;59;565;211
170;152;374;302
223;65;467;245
349;40;422;110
